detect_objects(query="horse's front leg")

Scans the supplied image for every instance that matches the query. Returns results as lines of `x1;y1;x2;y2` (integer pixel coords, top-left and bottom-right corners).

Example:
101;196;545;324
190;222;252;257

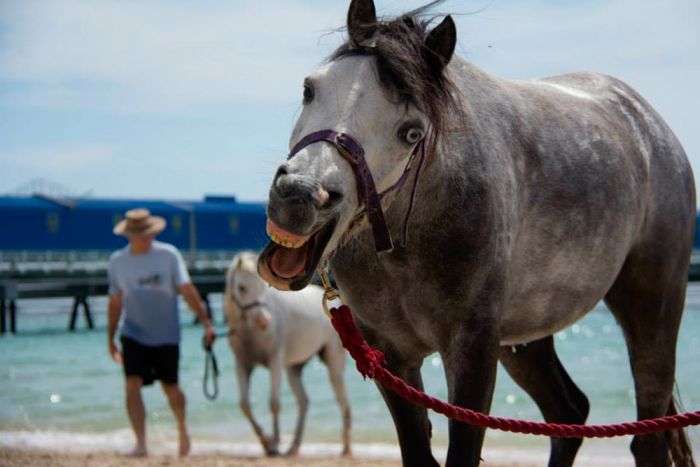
236;363;273;453
441;315;500;467
376;350;439;467
285;363;308;456
267;355;283;455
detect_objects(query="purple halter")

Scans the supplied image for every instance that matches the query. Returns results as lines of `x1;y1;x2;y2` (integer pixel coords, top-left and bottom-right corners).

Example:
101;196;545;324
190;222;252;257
288;129;427;252
232;295;265;313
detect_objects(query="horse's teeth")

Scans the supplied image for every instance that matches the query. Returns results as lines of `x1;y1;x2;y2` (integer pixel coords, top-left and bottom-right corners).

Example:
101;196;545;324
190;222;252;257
266;222;310;249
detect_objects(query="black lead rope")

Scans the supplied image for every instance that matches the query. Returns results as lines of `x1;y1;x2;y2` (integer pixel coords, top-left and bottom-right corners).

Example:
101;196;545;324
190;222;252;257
203;342;220;401
202;330;234;401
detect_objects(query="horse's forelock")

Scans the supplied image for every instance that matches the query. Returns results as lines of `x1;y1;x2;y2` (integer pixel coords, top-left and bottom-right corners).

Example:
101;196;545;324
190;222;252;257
233;251;259;275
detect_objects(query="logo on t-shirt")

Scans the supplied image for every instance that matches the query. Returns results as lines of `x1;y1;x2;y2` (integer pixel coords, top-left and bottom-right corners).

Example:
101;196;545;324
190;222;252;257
138;273;162;287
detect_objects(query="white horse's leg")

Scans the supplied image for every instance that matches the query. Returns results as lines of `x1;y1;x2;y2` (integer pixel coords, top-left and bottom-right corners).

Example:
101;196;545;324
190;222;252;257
322;342;352;457
268;356;283;455
285;363;309;456
236;364;273;453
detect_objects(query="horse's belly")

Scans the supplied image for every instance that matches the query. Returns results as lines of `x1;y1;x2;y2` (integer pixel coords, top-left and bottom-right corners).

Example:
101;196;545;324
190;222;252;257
284;331;328;365
500;245;628;345
282;314;332;365
500;286;603;346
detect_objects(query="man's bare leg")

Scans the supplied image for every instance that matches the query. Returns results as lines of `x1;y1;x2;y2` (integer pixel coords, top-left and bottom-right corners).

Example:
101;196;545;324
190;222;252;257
161;383;190;456
125;376;147;456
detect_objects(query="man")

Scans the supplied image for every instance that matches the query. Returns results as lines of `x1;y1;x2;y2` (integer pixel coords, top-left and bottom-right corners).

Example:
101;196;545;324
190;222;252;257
107;208;215;457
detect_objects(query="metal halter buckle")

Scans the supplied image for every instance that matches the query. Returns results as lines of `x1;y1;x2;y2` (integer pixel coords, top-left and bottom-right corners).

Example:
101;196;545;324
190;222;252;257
317;265;342;318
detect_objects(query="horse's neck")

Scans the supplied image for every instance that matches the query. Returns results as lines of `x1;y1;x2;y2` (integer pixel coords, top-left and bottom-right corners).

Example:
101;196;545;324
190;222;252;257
378;59;506;248
339;58;505;259
384;60;480;221
449;55;505;100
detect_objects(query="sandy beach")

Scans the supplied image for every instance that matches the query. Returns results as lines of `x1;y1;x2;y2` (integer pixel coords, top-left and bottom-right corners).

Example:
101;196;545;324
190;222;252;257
0;448;397;467
0;447;545;467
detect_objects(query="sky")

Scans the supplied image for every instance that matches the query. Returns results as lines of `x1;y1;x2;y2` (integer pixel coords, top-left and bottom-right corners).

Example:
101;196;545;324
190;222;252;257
1;0;698;203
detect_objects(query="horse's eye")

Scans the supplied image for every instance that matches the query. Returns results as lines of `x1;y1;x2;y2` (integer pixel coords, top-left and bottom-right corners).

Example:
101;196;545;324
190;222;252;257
400;126;424;145
303;84;314;104
238;285;247;294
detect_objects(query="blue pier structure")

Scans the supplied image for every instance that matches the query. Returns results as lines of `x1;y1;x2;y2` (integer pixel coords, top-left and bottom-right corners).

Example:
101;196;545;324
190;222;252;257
1;193;698;334
0;194;268;333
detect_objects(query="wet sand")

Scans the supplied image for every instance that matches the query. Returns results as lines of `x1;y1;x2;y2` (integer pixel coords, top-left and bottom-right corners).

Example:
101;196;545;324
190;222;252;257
0;447;540;467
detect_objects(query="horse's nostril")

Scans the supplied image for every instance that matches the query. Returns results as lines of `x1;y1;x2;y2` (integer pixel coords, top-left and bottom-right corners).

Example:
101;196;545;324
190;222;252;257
328;191;343;205
273;166;295;199
274;165;288;181
316;188;343;209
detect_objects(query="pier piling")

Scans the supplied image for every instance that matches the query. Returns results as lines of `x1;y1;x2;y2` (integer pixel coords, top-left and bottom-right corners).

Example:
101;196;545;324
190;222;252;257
68;296;94;331
9;300;16;334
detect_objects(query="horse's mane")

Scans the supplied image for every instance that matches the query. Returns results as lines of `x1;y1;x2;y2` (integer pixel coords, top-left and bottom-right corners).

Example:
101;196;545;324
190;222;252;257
328;9;462;145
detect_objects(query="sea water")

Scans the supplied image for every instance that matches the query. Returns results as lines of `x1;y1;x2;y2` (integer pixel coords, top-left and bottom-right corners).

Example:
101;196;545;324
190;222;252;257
1;285;699;464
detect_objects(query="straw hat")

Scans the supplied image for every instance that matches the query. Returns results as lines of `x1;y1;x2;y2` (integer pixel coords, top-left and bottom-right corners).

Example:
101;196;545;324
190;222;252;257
113;208;166;237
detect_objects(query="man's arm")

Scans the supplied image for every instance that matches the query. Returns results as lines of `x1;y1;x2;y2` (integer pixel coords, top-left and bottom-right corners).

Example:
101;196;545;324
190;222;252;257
107;294;123;363
179;283;216;345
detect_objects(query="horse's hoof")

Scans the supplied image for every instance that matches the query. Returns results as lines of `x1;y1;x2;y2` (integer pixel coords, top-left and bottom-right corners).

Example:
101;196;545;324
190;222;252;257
284;446;300;457
260;434;280;457
265;447;281;457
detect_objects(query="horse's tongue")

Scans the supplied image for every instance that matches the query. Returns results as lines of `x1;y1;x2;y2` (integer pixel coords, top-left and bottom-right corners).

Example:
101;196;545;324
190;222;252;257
270;243;309;279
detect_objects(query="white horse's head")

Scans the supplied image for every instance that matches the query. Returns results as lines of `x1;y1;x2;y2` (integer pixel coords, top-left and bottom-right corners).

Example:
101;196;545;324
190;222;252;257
259;0;458;290
227;251;272;331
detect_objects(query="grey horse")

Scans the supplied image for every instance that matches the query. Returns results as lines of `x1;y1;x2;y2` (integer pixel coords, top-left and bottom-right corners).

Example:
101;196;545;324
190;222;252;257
257;1;696;466
224;251;351;456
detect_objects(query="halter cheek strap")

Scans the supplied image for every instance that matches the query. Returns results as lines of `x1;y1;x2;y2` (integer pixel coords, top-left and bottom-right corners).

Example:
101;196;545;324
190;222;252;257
288;129;427;252
232;295;265;313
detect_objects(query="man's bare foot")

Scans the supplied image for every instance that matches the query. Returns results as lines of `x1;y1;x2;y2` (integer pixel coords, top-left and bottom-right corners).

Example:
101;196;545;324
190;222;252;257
179;430;191;457
125;446;147;457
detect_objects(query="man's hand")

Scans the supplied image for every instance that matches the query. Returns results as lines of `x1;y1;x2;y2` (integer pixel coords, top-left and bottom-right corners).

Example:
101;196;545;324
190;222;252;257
107;293;123;364
204;323;216;348
109;340;123;364
179;282;217;348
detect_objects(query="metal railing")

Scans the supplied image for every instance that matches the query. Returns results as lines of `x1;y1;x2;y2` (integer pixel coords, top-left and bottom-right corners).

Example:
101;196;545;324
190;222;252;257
0;250;240;276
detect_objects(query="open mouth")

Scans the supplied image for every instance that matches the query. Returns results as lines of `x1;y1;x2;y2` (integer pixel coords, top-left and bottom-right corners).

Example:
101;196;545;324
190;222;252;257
258;218;337;291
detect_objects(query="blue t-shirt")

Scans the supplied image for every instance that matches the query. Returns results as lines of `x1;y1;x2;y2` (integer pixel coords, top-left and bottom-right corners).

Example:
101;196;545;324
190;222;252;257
108;241;191;346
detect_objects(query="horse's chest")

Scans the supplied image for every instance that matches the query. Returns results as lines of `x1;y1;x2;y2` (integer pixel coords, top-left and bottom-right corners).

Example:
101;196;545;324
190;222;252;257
338;274;445;357
232;332;277;365
333;239;468;356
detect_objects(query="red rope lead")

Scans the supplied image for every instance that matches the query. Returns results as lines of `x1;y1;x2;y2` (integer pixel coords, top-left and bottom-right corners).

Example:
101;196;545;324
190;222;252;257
329;305;700;438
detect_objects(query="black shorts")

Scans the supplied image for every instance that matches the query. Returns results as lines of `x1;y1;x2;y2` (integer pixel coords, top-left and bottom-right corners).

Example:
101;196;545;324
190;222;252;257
120;336;179;386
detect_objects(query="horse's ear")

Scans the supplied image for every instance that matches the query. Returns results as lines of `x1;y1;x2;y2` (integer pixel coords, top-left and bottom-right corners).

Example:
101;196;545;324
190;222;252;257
424;15;457;73
235;256;243;270
347;0;377;45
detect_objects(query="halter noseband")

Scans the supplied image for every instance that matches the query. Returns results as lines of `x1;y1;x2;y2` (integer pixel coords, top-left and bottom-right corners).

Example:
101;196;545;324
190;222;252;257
232;295;265;313
288;129;427;252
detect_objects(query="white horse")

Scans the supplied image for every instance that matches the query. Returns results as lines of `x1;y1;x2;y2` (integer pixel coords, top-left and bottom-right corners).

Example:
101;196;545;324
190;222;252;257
224;251;351;456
